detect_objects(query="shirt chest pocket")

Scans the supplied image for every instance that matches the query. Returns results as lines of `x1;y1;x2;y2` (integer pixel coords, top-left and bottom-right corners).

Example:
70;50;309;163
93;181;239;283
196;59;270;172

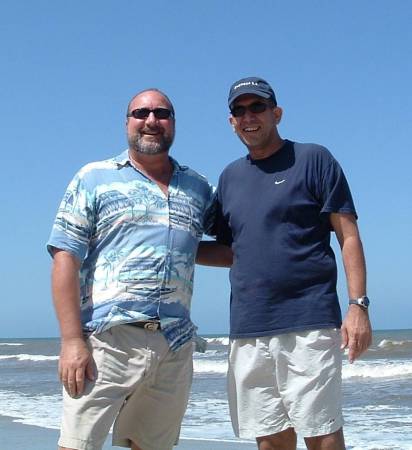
169;196;203;238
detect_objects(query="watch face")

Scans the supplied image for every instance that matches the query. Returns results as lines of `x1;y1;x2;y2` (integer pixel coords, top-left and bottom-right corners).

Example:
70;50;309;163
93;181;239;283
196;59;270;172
362;296;370;307
349;296;370;309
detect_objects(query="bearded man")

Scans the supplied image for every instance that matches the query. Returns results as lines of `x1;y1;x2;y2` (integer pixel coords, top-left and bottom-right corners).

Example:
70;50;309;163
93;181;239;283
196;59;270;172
47;89;216;450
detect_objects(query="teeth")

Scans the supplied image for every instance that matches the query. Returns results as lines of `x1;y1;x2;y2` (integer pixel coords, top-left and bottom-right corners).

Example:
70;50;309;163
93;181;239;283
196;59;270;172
244;127;259;132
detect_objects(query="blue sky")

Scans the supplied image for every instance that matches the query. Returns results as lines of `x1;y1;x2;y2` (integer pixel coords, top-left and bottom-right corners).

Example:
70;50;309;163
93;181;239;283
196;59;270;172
1;1;411;337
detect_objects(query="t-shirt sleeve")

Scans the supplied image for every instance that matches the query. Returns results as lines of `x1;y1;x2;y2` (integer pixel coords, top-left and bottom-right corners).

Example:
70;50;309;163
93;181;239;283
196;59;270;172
317;155;357;219
46;170;95;262
202;184;217;238
212;180;233;246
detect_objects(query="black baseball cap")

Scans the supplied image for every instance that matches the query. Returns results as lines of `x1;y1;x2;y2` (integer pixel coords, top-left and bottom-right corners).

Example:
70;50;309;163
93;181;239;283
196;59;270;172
228;77;277;108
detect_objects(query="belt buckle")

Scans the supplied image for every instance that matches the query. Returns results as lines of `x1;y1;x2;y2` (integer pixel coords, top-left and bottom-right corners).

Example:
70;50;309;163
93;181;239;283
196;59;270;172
144;322;159;331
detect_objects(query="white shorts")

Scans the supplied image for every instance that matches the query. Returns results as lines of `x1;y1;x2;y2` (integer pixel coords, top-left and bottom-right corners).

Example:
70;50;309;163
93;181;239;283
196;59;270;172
58;324;193;450
227;328;343;439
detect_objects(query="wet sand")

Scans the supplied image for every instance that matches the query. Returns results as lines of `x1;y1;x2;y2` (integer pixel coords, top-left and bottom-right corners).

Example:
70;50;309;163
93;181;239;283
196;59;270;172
0;415;256;450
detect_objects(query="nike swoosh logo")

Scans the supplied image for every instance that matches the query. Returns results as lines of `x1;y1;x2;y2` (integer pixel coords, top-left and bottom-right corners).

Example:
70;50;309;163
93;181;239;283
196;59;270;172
274;179;285;185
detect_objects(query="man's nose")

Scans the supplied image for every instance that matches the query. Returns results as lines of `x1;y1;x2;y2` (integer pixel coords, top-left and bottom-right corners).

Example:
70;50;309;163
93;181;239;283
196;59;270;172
242;109;256;121
145;111;157;125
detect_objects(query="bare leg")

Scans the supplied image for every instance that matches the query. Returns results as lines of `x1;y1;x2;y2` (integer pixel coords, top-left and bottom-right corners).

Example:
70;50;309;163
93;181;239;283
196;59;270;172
131;441;143;450
256;428;297;450
304;428;345;450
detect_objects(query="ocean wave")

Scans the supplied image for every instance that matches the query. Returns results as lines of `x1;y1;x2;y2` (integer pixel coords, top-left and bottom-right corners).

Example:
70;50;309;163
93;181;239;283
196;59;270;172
194;349;223;358
0;351;228;369
0;354;58;362
0;391;61;430
194;358;412;378
343;360;412;379
377;338;412;349
0;343;23;346
193;359;227;374
204;337;230;346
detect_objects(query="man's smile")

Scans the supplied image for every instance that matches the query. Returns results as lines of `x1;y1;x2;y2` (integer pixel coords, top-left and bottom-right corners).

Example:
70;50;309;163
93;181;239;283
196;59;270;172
141;129;162;136
243;126;260;132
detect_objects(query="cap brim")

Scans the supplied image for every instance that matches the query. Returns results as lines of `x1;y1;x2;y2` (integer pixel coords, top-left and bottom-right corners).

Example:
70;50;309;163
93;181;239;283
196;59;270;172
228;89;271;107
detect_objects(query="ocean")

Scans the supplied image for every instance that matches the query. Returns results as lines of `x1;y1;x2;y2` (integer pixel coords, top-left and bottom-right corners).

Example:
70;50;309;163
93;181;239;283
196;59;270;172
0;329;411;450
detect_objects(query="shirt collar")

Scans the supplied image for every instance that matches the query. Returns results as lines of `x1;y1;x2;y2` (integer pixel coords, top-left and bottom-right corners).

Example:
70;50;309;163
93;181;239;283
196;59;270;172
113;149;187;172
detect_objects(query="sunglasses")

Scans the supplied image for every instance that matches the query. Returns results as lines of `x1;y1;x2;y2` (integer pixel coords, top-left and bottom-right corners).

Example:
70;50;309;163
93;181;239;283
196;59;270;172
127;108;174;120
230;101;273;118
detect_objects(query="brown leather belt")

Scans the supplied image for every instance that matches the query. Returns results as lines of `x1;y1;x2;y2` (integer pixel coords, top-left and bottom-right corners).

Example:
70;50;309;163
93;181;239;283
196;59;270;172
129;320;161;331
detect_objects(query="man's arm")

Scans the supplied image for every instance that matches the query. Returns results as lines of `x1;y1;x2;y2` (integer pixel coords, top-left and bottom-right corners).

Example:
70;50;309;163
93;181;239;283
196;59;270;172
51;249;95;397
196;241;233;267
330;213;372;363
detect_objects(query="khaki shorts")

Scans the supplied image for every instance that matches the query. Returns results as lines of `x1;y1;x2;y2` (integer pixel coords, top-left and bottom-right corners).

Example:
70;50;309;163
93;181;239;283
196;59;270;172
58;324;193;450
227;328;343;439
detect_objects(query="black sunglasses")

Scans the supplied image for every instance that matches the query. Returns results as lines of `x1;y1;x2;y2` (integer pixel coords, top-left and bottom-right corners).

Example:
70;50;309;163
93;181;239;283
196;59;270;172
127;108;174;120
230;101;273;118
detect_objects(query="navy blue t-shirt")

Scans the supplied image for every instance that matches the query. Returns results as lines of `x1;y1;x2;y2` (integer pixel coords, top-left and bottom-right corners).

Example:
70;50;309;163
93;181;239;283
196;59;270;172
215;140;357;338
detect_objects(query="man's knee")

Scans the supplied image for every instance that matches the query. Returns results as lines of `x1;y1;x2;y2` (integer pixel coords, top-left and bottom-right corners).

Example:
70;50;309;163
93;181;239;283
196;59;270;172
304;428;345;450
256;427;297;450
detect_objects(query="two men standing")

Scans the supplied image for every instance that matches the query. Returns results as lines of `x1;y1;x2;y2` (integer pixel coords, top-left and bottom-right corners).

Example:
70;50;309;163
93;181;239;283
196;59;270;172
48;79;371;450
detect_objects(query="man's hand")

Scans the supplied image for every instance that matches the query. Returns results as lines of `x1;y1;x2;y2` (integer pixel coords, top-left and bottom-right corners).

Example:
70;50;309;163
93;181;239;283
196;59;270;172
341;305;372;363
59;337;95;397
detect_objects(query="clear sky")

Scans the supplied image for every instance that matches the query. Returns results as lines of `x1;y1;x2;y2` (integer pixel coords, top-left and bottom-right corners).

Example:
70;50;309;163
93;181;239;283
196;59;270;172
1;1;411;337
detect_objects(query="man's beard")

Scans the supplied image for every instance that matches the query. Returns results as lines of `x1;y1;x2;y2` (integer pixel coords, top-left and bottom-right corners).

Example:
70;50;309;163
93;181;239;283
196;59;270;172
128;131;174;155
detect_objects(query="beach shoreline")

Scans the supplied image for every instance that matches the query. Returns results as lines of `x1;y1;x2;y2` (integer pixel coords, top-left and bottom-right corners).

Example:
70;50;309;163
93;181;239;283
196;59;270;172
0;415;256;450
1;331;412;449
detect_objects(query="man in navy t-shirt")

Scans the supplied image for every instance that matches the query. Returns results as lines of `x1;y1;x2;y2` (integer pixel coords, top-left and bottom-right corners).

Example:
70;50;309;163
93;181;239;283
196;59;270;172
197;77;372;449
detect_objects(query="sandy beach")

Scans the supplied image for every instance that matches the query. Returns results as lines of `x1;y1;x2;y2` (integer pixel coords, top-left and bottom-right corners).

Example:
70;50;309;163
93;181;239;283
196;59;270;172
0;415;256;450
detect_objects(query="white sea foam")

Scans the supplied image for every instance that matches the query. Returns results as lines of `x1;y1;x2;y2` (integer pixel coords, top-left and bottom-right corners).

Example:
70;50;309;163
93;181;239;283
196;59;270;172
343;360;412;379
0;390;61;429
182;397;232;439
204;337;230;346
0;354;58;362
195;349;222;358
377;338;412;348
180;437;253;444
349;440;412;450
343;406;412;450
0;343;23;346
195;351;412;378
193;359;227;374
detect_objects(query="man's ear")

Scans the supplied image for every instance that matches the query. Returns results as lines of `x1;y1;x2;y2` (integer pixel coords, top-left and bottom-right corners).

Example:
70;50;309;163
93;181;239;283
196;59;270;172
273;107;283;125
229;115;236;132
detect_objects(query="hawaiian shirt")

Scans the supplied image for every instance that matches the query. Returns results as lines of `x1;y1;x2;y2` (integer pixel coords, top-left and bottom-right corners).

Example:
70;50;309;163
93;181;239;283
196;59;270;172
47;150;215;350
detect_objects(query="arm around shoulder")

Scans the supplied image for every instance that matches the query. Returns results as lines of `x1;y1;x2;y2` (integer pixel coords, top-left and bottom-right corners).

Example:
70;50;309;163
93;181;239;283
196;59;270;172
196;241;233;267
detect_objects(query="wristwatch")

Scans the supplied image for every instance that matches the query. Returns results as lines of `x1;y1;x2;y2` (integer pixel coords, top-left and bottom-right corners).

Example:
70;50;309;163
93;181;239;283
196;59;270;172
349;295;370;310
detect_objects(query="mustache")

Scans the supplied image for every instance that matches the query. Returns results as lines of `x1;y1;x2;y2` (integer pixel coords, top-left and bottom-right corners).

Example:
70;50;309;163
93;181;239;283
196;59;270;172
140;126;163;134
